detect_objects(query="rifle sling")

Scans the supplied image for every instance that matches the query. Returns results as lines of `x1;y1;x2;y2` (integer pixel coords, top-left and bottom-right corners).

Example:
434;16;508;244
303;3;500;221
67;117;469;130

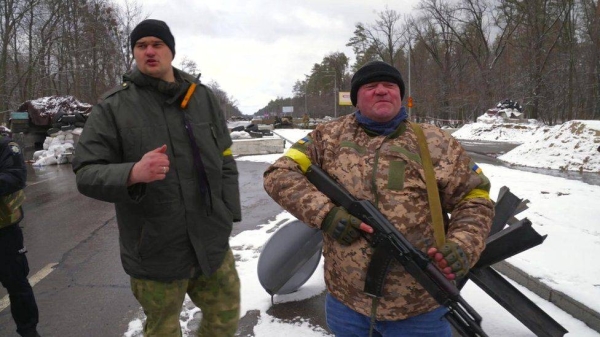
412;123;446;247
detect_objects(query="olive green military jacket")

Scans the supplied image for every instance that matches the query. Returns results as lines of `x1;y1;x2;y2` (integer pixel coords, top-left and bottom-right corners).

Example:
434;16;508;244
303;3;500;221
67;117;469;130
73;68;241;281
264;115;493;320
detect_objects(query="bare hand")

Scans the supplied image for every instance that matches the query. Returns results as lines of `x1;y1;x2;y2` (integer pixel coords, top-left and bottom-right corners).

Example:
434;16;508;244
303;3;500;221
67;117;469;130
359;223;373;234
127;145;170;186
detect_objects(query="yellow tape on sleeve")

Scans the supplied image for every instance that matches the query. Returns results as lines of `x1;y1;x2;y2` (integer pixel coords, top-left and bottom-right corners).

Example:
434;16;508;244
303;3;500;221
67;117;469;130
283;148;312;173
462;188;490;201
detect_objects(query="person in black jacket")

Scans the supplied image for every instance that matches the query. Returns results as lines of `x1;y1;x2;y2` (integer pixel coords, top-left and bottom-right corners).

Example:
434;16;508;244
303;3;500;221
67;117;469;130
72;19;241;336
0;131;41;337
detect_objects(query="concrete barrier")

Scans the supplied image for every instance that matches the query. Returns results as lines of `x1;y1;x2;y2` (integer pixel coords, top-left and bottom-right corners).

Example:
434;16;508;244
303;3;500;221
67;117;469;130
495;261;600;333
231;137;285;156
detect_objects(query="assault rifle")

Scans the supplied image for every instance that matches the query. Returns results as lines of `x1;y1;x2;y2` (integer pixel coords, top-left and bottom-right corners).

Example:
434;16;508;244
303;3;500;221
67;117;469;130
304;164;488;337
267;131;566;336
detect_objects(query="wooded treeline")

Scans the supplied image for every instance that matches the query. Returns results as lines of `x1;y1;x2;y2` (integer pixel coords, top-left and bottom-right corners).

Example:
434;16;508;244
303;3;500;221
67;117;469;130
2;0;599;125
0;0;241;123
262;0;600;125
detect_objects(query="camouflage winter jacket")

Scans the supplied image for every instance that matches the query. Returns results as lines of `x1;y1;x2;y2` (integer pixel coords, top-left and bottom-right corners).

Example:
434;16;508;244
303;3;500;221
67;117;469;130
263;115;493;320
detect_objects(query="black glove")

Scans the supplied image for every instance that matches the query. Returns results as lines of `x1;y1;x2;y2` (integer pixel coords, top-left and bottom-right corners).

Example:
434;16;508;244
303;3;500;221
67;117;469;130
438;241;470;279
321;206;362;245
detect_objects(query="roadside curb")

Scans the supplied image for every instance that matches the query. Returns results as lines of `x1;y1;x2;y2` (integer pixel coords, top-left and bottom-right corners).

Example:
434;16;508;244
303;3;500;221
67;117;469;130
495;261;600;333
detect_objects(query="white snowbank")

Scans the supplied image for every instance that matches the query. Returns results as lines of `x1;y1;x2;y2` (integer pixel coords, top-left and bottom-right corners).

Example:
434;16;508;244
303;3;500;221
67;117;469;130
453;119;600;172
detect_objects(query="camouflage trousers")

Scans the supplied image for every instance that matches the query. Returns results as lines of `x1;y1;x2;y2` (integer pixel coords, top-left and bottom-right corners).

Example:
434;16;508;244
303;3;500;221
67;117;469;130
130;249;240;337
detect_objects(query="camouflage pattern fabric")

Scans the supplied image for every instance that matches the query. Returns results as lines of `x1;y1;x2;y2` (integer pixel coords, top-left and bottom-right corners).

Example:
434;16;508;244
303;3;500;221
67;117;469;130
131;248;240;336
263;116;494;320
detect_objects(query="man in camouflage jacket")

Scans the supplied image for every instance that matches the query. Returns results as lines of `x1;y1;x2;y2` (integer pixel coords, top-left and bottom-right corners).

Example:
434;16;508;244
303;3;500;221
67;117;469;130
264;61;493;336
72;20;240;337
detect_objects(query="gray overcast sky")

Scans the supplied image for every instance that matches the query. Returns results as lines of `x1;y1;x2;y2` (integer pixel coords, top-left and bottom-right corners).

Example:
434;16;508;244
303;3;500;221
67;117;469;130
118;0;419;115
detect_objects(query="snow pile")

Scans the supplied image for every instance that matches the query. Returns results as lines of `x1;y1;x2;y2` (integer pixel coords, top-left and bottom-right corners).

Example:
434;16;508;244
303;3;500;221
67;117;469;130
16;95;91;128
453;118;600;173
29;95;91;118
452;119;545;143
228;120;252;130
499;120;600;172
230;131;253;139
32;129;80;166
476;113;506;124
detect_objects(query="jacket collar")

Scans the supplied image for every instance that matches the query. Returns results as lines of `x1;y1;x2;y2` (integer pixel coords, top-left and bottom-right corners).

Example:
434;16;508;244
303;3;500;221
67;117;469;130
124;67;188;100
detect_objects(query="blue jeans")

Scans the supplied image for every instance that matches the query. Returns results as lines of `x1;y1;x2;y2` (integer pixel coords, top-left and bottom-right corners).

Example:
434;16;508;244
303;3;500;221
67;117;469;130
325;293;452;337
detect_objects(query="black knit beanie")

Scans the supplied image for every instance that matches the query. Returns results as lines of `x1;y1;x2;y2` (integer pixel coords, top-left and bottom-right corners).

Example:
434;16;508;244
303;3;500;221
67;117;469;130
350;61;405;106
130;19;175;57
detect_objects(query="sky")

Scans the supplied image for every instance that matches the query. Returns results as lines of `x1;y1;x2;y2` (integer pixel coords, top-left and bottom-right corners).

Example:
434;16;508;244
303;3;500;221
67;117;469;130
113;0;421;115
117;119;600;336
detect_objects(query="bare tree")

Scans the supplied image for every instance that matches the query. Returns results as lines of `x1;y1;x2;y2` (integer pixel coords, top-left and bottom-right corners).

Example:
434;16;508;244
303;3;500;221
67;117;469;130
408;3;464;122
579;0;600;120
346;7;407;67
178;56;200;77
113;0;144;72
0;0;38;112
503;0;571;123
417;0;522;113
206;80;242;118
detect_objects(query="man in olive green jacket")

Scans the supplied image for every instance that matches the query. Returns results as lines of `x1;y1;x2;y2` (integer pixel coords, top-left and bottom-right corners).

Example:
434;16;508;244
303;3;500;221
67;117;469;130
72;19;241;337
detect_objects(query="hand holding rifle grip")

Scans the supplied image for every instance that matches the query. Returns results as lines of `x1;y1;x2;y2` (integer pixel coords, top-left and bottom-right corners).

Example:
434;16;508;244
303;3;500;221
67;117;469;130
303;164;488;337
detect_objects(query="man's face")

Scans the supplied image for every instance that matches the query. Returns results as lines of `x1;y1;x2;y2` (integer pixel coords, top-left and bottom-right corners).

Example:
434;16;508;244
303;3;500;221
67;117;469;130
355;81;402;123
133;36;173;81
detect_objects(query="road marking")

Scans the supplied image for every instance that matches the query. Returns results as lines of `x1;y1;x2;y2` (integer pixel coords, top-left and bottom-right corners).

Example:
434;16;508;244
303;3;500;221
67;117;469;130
26;178;56;187
0;262;58;312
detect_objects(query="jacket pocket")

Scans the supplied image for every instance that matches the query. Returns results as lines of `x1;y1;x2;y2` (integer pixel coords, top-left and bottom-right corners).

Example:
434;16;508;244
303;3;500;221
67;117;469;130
189;122;223;197
388;161;406;191
138;201;186;259
190;122;220;154
121;125;170;162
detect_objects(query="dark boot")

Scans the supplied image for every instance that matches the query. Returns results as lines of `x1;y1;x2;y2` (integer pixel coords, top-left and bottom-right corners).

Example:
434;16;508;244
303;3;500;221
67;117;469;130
20;330;41;337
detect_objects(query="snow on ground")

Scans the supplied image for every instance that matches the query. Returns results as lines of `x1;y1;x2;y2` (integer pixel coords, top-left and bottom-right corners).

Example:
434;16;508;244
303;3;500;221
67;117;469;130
499;120;600;172
453;119;600;173
124;122;600;336
452;116;544;143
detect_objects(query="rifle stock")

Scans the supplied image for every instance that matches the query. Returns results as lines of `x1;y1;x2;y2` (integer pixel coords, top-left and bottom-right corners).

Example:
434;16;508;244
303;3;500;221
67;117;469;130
304;165;488;337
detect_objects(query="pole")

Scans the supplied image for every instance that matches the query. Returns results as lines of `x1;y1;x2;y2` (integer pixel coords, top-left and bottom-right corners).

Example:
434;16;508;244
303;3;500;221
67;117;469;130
320;71;337;118
304;74;311;117
333;75;337;118
305;86;308;116
408;41;411;118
